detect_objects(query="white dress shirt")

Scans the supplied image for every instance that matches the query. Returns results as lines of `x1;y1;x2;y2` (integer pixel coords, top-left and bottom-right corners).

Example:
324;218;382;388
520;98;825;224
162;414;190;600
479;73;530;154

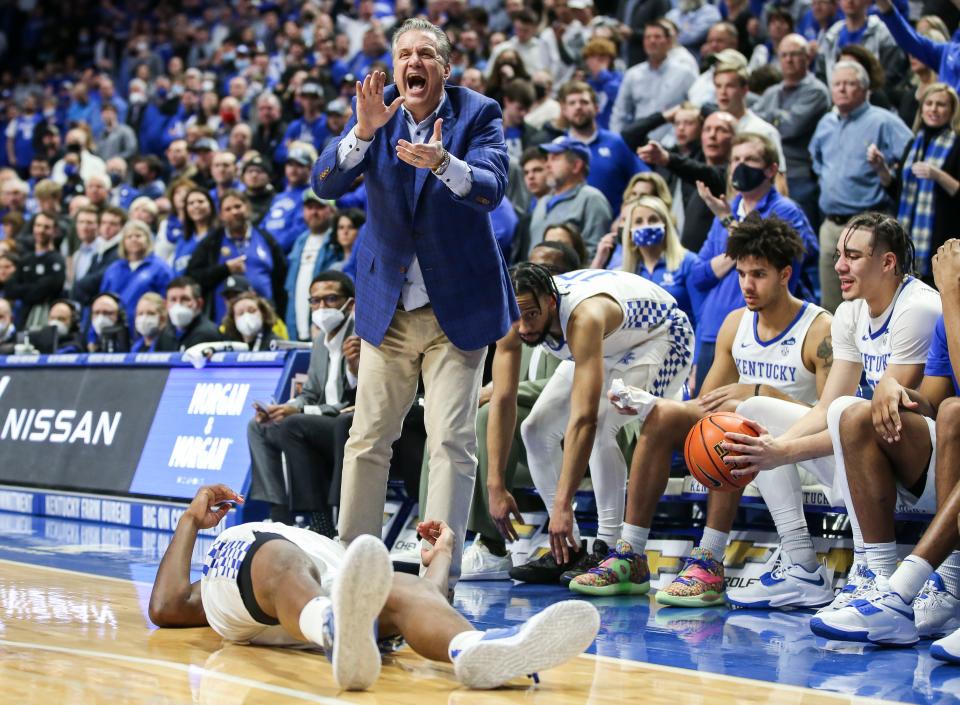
336;92;474;311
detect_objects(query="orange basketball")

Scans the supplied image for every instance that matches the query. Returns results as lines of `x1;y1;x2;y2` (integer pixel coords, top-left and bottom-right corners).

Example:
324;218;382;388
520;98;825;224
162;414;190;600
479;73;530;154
684;412;759;491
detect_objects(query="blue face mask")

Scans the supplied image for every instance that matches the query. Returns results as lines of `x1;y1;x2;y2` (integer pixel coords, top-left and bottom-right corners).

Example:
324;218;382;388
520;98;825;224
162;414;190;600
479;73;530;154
632;225;666;248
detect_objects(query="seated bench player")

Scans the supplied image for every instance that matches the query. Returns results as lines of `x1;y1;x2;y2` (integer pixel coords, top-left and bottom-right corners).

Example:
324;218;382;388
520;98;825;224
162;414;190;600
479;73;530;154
569;213;834;602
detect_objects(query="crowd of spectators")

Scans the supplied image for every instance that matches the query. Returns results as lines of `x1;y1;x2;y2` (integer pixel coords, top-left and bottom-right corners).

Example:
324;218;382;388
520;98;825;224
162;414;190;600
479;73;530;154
0;0;959;529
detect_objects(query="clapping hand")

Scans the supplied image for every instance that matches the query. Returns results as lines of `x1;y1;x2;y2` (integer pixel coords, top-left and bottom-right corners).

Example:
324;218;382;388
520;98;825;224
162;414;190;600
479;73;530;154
355;70;405;141
396;117;445;170
866;143;887;171
697;180;731;219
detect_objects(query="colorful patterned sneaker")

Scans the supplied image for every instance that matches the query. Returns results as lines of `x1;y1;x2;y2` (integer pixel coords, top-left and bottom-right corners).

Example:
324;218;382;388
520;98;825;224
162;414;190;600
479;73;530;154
655;547;726;607
569;539;650;596
559;539;610;586
816;563;877;614
931;626;960;664
912;573;960;638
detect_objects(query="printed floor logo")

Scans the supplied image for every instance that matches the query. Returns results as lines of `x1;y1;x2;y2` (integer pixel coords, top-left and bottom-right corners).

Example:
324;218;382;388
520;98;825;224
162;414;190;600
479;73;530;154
0;375;123;446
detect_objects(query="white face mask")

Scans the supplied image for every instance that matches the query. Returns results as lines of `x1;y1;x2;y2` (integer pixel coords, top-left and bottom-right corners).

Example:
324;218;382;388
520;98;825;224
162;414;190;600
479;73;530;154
0;320;10;337
311;301;350;335
50;320;69;338
92;314;115;336
135;314;161;339
235;311;263;338
168;303;196;329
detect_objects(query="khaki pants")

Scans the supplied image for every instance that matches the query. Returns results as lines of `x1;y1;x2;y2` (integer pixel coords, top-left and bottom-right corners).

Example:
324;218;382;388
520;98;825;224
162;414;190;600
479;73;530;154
337;306;487;585
819;218;847;313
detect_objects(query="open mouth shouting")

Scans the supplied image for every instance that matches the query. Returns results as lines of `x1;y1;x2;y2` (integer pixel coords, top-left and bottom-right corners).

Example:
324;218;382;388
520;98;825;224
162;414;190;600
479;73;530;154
404;71;428;97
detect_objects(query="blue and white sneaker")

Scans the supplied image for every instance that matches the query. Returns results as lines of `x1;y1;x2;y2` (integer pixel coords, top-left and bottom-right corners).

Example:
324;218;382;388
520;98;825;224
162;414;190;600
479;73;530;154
329;535;394;690
931;627;960;664
809;579;919;646
452;600;600;689
728;560;834;609
913;573;960;639
816;563;877;614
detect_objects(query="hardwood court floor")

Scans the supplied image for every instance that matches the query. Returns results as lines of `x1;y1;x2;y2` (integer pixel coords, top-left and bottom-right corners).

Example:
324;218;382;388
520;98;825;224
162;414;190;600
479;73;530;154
0;515;957;705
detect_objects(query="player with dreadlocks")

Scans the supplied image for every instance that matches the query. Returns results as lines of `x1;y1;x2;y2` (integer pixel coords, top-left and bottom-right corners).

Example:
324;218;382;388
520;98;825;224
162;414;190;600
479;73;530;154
484;262;694;586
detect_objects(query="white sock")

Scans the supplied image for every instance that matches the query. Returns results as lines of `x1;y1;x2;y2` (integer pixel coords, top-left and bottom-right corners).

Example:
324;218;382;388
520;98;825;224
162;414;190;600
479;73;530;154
621;523;650;553
781;528;818;571
448;629;483;661
889;555;934;602
698;527;728;560
596;524;620;546
864;541;898;578
936;551;960;597
298;595;334;648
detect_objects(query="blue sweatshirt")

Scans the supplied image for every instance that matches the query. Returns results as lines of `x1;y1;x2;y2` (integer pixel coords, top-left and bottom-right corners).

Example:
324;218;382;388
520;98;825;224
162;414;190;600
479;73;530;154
879;7;960;92
691;189;817;350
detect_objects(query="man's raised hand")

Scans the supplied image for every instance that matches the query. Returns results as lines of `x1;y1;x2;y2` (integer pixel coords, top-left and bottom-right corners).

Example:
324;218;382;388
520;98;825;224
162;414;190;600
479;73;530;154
355;70;404;141
396;117;445;170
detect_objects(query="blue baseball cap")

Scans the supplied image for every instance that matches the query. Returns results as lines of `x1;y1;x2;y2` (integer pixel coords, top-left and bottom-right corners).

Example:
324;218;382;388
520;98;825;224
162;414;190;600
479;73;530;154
539;136;591;165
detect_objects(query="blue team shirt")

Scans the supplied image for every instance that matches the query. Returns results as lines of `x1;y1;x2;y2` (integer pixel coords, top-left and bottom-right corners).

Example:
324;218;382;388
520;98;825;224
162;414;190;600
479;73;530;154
924;315;959;394
578;129;647;214
691;189;817;347
100;254;173;333
634;250;705;329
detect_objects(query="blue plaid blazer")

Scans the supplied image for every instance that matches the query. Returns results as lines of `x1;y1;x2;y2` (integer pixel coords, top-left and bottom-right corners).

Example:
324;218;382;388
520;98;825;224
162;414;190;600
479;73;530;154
312;85;518;350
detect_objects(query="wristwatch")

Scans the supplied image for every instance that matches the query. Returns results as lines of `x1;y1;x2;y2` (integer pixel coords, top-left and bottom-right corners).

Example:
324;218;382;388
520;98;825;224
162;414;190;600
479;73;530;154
432;149;451;176
721;214;737;229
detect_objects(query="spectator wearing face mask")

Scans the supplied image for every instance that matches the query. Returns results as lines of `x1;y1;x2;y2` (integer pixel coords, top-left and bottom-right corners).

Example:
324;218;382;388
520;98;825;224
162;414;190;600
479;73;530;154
222;292;280;351
155;275;223;352
46;299;84;353
246;271;360;534
87;292;130;353
0;297;16;354
51;128;107;186
99;220;173;334
131;291;168;353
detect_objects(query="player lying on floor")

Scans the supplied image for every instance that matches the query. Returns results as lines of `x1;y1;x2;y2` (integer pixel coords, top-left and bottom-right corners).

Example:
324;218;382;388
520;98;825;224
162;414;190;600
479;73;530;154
148;484;600;691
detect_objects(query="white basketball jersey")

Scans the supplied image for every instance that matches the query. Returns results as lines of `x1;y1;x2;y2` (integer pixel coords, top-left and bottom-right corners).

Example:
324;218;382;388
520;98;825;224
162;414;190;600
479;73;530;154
200;521;345;645
833;276;943;390
732;302;825;406
543;269;692;370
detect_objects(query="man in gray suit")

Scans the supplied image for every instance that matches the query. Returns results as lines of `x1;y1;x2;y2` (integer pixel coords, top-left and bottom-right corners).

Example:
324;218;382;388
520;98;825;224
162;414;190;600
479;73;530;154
246;271;361;536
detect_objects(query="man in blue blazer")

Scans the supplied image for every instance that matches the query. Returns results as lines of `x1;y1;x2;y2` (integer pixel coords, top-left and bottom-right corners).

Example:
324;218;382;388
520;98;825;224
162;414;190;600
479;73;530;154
312;18;518;586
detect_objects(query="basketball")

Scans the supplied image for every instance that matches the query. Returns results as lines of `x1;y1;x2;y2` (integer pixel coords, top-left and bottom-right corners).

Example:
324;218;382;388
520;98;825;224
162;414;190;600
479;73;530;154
684;412;760;491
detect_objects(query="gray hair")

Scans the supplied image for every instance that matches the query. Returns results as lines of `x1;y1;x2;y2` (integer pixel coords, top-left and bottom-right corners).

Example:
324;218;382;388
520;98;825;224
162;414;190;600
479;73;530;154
391;18;452;66
832;60;870;90
257;92;281;109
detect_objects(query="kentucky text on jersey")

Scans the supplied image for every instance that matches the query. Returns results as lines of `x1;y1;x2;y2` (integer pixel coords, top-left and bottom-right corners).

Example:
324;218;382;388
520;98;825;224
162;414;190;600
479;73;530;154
734;358;800;383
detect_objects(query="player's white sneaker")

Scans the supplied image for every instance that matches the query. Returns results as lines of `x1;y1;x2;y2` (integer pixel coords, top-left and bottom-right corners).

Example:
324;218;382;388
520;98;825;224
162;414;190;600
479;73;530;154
809;578;919;646
329;535;394;690
931;627;960;664
912;573;960;638
460;540;512;581
727;560;834;609
452;600;600;689
816;563;876;614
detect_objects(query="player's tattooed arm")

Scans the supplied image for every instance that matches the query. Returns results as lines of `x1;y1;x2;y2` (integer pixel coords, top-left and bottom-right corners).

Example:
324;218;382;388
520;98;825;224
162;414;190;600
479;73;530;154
817;334;833;369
